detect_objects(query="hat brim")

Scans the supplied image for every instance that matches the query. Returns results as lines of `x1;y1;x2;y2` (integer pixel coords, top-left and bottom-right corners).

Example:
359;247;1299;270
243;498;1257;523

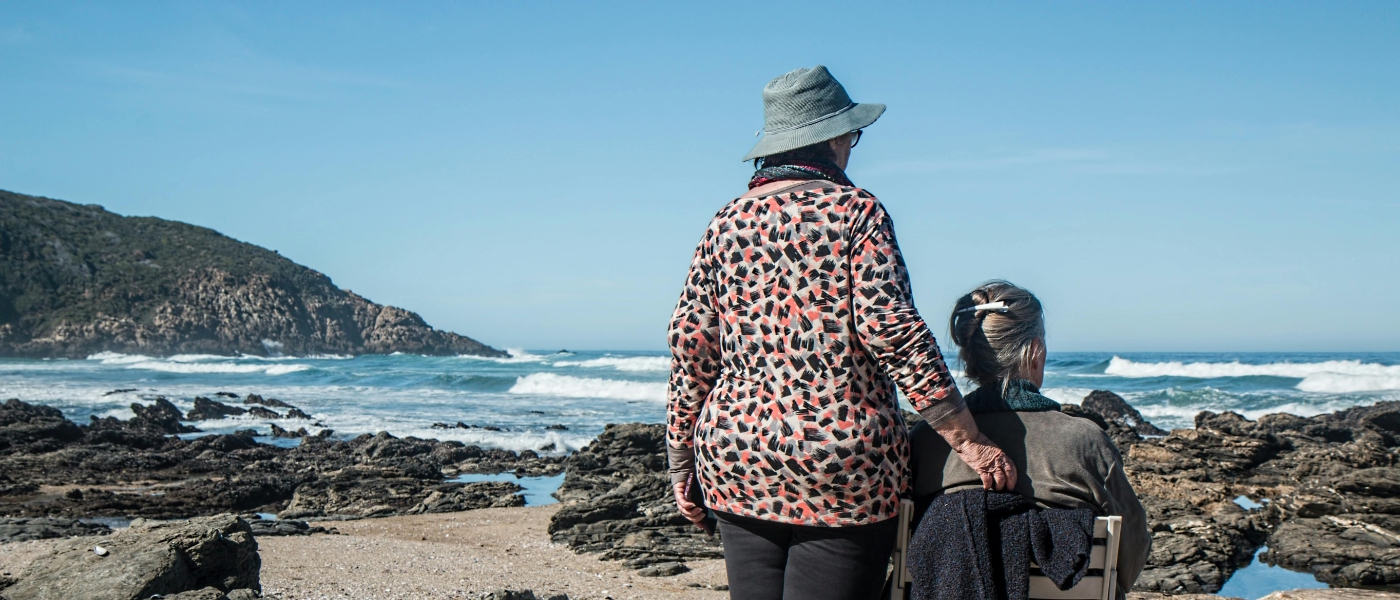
742;102;885;161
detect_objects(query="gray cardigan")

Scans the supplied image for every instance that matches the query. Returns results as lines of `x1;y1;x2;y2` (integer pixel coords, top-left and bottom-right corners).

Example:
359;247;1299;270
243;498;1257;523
909;409;1150;596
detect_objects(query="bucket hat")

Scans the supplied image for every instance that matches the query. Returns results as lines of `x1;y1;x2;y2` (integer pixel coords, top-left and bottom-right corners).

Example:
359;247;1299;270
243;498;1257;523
743;65;886;161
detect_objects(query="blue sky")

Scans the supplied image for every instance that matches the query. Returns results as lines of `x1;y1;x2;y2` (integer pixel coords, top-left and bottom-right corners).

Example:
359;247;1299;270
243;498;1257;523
2;2;1396;352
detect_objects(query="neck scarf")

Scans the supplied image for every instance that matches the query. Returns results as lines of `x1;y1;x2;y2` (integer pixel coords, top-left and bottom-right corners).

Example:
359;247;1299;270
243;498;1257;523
963;379;1062;414
748;159;854;189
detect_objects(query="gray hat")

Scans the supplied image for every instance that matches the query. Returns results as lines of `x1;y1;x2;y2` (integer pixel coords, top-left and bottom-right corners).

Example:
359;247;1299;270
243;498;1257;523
743;65;885;161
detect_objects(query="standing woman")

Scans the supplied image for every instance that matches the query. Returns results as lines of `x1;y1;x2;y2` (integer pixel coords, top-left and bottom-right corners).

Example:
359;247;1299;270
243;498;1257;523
667;66;1018;600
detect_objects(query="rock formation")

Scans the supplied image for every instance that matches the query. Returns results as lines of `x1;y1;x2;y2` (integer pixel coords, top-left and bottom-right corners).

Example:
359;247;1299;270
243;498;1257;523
547;423;723;571
542;392;1399;593
0;189;503;358
0;514;260;600
0;397;561;522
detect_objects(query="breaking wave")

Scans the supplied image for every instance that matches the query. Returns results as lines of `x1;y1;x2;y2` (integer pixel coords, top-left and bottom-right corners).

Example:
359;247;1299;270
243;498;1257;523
508;373;665;401
553;356;670;372
1104;356;1400;392
86;352;312;375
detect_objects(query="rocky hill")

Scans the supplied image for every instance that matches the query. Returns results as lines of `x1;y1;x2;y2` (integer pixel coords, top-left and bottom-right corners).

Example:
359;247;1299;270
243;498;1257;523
0;189;504;358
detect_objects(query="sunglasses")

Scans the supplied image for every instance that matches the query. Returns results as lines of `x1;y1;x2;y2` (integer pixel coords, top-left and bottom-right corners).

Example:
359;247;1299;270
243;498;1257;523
849;129;863;148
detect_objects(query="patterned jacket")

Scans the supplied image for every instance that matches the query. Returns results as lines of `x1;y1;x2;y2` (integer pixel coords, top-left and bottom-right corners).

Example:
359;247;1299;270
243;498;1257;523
667;182;964;526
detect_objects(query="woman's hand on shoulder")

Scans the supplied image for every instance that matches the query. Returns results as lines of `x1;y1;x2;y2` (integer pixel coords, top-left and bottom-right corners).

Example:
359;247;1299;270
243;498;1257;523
953;433;1018;491
934;408;1019;491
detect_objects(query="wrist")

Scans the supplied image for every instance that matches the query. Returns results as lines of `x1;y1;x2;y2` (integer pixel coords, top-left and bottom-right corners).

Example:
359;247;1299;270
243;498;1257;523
934;408;981;450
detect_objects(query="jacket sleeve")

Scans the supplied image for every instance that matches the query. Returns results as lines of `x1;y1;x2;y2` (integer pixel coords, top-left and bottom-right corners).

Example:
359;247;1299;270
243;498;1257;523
1104;457;1150;596
666;230;722;485
848;194;965;426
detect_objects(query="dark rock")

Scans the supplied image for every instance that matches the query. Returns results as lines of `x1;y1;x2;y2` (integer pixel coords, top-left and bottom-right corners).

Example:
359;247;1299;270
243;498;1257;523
244;406;280;419
1265;516;1400;589
1082;390;1167;436
637;561;690;577
1;514;259;600
407;481;525;514
0;398;84;454
185;398;246;421
546;424;568;431
0;517;110;542
284;408;311;420
131;397;200;434
279;466;439;519
478;591;536;600
269;424;308;439
162;587;230;600
548;423;722;566
214;392;239;399
0;398;557;523
243;395;293;409
102;389;137;396
247;518;333;537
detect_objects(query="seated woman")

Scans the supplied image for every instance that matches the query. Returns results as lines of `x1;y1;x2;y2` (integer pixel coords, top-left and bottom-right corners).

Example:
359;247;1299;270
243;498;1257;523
908;280;1150;597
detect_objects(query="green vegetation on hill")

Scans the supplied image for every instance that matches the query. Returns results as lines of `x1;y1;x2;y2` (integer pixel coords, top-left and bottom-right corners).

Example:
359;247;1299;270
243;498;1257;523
0;189;503;358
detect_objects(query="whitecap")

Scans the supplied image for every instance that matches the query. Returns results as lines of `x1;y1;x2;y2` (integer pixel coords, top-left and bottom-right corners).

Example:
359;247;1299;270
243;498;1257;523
120;360;311;375
553;356;670;372
508;373;665;401
1104;356;1400;392
1297;373;1400;393
1040;387;1095;405
87;352;154;365
458;348;547;364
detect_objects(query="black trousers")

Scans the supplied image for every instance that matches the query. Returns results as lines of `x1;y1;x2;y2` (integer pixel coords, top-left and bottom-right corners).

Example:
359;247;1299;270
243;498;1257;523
717;511;897;600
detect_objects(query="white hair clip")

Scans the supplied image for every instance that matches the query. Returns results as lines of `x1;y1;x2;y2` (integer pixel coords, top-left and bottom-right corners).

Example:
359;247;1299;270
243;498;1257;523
956;301;1009;314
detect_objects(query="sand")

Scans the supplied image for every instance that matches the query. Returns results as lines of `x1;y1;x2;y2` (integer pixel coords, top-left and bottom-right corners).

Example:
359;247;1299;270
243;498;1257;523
0;505;729;600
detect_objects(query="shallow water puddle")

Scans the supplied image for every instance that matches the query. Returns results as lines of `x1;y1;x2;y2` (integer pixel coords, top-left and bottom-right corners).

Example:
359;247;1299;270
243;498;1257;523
1233;495;1266;510
1218;546;1328;599
449;472;565;506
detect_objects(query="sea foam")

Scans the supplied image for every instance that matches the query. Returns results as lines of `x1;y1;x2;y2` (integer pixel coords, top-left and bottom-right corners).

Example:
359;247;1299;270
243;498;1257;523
86;352;311;375
1104;357;1400;391
553;356;670;372
508;373;665;401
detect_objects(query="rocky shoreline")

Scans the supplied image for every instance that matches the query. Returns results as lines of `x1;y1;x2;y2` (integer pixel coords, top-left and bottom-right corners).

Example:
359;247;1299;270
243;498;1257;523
0;395;562;526
1;391;1398;598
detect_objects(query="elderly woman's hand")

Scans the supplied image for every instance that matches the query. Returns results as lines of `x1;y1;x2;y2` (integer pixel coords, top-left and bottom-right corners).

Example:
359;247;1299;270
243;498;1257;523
936;408;1019;491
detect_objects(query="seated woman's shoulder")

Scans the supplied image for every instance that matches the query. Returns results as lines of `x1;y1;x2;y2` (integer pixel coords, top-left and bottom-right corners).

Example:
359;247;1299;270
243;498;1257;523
1030;409;1121;453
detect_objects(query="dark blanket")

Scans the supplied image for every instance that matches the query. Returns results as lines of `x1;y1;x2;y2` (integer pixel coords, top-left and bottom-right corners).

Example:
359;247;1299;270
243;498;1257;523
909;489;1094;600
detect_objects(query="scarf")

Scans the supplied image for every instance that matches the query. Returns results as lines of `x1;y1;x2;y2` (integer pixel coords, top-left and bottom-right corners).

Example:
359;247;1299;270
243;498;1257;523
748;159;854;189
962;379;1061;415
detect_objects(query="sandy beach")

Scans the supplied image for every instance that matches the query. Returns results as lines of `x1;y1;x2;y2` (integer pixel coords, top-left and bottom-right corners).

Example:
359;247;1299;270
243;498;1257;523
2;505;729;600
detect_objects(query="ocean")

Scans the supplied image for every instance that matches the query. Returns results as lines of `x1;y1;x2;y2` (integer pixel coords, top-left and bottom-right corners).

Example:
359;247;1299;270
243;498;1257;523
2;349;1397;453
